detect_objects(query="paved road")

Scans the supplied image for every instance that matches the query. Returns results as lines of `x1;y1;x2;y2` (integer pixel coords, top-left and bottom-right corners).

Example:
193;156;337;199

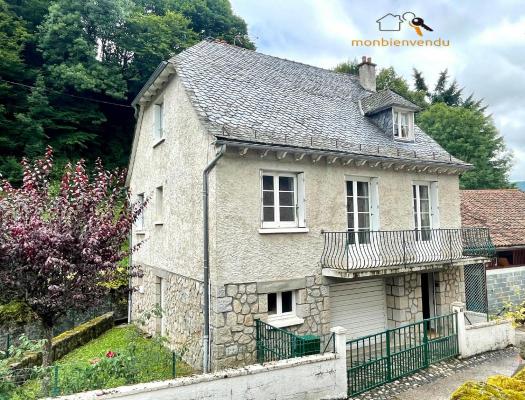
396;350;521;400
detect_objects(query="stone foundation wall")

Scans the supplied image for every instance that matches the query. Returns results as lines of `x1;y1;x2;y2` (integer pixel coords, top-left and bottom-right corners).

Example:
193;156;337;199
435;265;465;315
211;275;330;370
132;266;204;370
385;273;423;328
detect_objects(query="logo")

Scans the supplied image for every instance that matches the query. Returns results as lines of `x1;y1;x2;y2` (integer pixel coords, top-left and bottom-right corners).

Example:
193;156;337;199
351;11;447;47
376;12;433;37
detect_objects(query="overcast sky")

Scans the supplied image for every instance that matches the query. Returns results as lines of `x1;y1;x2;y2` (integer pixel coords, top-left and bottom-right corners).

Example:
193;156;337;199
230;0;525;181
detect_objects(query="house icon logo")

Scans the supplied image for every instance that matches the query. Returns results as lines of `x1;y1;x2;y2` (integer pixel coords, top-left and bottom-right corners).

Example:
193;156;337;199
376;13;403;31
376;12;434;36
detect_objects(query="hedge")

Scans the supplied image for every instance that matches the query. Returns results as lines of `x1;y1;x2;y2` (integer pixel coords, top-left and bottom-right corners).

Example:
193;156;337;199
10;312;114;369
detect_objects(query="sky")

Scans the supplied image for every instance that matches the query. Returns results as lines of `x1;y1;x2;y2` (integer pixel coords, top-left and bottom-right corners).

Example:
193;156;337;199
230;0;525;181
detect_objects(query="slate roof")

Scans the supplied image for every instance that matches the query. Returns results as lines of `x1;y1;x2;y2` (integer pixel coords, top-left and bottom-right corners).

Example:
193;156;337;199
361;89;420;115
460;189;525;247
168;40;468;167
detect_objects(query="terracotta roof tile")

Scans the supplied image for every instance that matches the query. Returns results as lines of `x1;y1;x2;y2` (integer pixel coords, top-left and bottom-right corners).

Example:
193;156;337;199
460;189;525;247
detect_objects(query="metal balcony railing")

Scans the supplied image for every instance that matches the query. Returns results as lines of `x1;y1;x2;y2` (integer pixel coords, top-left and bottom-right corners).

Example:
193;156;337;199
320;228;495;271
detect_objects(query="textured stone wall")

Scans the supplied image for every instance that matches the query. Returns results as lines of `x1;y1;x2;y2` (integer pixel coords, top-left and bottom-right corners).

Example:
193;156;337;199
210;275;330;370
385;273;423;328
132;266;204;370
435;265;465;315
487;266;525;313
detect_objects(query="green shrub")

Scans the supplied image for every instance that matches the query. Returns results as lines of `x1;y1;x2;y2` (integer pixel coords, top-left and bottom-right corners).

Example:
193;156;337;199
0;302;35;325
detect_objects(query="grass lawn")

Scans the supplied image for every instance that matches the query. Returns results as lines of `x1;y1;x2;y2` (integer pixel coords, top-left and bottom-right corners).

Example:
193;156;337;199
6;325;192;399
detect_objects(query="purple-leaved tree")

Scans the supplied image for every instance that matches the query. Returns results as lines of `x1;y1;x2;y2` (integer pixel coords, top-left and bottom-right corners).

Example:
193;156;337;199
0;148;143;368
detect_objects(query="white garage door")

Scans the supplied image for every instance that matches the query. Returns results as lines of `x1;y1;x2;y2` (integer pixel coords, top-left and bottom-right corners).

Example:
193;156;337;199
330;279;387;339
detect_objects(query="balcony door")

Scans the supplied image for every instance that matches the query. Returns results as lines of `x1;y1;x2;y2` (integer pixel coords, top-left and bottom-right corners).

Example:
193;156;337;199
346;179;372;245
413;183;432;241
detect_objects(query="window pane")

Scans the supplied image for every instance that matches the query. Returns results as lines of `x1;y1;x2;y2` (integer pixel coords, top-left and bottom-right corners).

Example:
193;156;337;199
263;191;274;206
419;185;429;199
263;175;274;190
394;111;399;124
346;181;353;196
346;198;354;212
268;293;277;315
357;182;368;197
263;207;274;222
281;291;293;313
279;207;295;221
347;230;356;245
421;213;431;228
420;199;430;213
357;197;369;212
358;213;370;229
412;185;417;198
279;176;294;191
414;213;418;229
347;212;355;230
279;191;294;206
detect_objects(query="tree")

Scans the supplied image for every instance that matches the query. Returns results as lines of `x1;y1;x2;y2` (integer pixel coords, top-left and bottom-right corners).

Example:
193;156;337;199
333;59;359;75
0;148;143;368
418;103;513;189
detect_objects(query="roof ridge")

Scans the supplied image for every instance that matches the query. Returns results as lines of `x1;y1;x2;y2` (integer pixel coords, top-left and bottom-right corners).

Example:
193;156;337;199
173;40;364;84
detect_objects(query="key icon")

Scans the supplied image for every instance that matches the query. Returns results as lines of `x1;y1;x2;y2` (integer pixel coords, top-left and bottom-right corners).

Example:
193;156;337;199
410;17;433;36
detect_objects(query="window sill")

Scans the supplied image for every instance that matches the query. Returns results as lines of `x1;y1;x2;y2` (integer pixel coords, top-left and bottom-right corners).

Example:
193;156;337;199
152;137;165;148
267;316;304;328
259;227;309;234
135;230;146;236
154;221;164;226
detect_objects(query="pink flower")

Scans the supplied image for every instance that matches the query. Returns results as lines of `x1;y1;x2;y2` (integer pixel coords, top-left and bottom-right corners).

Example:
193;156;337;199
106;351;117;358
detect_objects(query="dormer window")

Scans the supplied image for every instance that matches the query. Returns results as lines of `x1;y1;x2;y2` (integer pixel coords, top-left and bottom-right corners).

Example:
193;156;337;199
393;109;414;141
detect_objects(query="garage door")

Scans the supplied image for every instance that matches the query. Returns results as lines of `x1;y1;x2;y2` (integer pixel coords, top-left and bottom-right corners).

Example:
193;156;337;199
330;279;387;339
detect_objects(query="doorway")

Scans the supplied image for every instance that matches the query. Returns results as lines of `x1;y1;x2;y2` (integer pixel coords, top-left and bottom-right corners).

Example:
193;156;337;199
421;272;436;320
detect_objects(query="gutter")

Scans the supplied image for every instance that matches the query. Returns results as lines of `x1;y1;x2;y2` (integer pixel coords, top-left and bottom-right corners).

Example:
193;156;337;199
202;144;226;373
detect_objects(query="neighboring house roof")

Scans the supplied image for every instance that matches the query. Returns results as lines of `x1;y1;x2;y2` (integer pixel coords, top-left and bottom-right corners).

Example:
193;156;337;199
361;89;420;115
460;189;525;248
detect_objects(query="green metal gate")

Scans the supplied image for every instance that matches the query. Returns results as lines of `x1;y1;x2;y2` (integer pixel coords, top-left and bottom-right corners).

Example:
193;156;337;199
346;313;459;396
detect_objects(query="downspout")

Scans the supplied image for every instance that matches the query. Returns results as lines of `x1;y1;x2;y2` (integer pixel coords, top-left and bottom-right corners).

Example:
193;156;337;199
202;144;226;373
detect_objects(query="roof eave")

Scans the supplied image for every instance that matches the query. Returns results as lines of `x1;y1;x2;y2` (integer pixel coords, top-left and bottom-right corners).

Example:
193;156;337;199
131;61;176;108
214;137;472;173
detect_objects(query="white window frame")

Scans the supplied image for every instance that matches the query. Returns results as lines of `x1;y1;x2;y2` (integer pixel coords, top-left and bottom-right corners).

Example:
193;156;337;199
412;181;440;241
135;193;145;231
154;186;164;225
392;108;414;141
260;171;305;230
345;176;379;245
153;101;164;142
267;290;304;328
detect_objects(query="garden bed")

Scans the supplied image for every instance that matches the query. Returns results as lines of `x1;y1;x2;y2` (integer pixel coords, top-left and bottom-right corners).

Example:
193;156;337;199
2;325;193;399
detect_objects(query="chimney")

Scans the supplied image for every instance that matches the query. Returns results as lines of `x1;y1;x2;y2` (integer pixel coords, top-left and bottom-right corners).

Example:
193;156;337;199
357;56;376;92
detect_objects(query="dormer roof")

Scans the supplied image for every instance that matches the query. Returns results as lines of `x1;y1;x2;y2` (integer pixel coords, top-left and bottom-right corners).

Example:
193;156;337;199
360;89;421;116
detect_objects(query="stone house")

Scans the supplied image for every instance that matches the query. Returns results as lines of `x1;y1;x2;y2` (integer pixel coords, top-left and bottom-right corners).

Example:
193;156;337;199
127;40;492;372
461;189;525;314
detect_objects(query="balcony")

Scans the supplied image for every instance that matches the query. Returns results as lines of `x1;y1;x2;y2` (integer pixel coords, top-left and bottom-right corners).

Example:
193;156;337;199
320;228;495;277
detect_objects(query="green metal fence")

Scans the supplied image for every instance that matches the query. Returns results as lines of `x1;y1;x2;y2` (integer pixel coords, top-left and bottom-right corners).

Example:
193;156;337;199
346;313;459;396
255;319;333;363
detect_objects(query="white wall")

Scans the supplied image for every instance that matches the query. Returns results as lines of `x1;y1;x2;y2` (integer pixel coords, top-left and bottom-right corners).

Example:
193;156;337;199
454;303;515;359
52;354;346;400
462;319;515;358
